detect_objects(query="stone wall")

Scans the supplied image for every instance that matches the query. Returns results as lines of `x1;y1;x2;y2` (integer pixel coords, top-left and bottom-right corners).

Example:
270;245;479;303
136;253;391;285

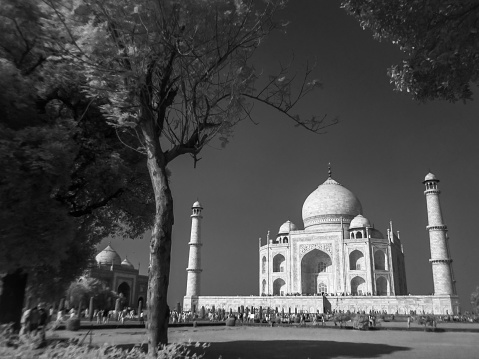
184;294;460;315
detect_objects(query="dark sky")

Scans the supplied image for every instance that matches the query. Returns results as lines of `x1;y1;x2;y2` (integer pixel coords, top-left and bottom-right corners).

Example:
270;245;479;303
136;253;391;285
98;1;479;311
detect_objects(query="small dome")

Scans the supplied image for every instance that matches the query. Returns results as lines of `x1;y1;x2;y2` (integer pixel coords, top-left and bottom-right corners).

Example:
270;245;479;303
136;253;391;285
192;200;202;208
424;172;438;182
278;220;298;234
95;244;121;265
302;177;362;228
350;214;371;229
121;257;134;269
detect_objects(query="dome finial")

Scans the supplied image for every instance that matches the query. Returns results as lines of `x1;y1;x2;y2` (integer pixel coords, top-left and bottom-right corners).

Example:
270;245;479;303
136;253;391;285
328;162;332;178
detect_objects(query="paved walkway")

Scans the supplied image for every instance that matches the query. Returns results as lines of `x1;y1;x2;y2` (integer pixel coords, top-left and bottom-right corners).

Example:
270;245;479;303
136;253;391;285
71;318;479;332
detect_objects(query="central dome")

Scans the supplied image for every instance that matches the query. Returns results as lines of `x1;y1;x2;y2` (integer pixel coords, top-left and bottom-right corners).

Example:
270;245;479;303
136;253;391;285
302;177;362;229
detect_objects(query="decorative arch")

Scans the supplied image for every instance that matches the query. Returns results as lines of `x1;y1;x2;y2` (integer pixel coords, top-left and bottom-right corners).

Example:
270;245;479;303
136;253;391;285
374;249;386;270
273;254;285;272
283;237;288;244
301;249;332;295
376;276;388;296
273;278;286;296
350;276;366;295
356;231;363;238
262;279;267;294
262;256;267;274
349;250;365;270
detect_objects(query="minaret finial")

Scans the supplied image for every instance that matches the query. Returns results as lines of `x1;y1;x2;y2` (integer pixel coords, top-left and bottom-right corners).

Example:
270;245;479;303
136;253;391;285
328;162;332;178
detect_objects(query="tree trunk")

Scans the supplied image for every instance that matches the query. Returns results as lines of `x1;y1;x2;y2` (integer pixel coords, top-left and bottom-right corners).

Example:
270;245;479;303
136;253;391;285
0;269;28;331
145;145;174;356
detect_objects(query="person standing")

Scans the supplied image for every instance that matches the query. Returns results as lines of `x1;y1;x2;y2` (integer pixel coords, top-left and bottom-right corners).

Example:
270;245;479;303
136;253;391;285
20;308;32;335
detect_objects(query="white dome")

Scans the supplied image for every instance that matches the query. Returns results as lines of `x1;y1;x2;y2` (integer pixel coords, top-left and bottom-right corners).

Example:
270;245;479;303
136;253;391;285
350;214;371;229
302;177;362;228
192;200;202;208
95;245;121;265
278;220;298;234
424;172;438;182
121;257;134;269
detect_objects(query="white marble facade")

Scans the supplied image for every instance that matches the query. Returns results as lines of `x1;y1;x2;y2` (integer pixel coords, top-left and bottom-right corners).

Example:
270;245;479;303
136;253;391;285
259;175;407;297
183;172;459;315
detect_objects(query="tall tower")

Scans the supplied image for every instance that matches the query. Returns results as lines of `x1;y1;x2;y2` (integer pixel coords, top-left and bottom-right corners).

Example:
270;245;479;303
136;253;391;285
186;201;203;298
423;173;456;295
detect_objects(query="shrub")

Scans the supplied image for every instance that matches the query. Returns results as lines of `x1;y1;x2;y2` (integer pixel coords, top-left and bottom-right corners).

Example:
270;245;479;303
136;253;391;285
66;318;81;331
0;326;209;358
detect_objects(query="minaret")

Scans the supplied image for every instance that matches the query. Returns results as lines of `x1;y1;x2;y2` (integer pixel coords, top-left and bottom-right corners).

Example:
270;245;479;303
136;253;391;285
423;173;456;295
186;201;203;297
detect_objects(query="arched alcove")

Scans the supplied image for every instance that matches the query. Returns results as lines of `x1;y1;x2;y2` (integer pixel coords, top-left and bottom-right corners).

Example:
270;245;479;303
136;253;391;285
376;276;388;296
273;278;286;296
262;279;267;294
273;254;285;272
374;250;386;270
350;276;366;295
262;256;266;274
349;250;365;270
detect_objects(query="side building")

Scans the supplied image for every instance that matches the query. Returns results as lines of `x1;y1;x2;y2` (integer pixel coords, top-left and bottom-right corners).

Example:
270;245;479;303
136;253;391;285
86;244;148;308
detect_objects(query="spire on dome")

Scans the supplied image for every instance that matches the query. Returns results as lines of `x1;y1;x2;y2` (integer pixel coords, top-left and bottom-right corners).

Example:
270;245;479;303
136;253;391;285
328;162;332;178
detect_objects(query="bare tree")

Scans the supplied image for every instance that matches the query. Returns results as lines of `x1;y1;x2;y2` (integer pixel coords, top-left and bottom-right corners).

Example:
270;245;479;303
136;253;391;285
50;0;336;353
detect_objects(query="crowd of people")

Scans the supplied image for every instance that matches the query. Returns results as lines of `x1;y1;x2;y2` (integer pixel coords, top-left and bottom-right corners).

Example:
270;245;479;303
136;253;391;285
261;292;379;297
18;302;478;337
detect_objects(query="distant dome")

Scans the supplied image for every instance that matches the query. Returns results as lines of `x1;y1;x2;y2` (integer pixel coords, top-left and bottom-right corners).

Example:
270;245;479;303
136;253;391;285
278;220;298;234
370;228;384;239
302;177;362;229
95;244;121;265
192;201;202;208
350;214;371;229
121;257;134;269
424;172;438;182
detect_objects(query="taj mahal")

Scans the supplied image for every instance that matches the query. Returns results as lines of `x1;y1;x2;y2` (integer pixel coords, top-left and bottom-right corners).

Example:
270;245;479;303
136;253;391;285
183;169;460;315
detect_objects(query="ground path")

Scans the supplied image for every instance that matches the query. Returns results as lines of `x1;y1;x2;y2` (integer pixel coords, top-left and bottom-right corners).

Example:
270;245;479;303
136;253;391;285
54;324;478;359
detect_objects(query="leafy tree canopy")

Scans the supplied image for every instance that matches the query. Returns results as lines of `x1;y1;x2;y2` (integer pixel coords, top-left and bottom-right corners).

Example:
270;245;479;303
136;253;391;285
342;0;479;102
66;277;117;310
0;0;154;302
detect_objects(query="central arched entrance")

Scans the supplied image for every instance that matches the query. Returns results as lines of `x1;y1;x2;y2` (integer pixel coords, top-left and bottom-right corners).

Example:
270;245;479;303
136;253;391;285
301;249;332;294
118;282;131;307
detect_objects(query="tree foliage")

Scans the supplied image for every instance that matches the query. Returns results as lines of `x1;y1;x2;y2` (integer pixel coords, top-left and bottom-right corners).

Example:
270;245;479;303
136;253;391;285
66;277;117;310
0;0;154;306
341;0;479;102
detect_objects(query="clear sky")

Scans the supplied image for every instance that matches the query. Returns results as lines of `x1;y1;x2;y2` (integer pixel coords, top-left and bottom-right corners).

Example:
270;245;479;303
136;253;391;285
98;0;479;312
